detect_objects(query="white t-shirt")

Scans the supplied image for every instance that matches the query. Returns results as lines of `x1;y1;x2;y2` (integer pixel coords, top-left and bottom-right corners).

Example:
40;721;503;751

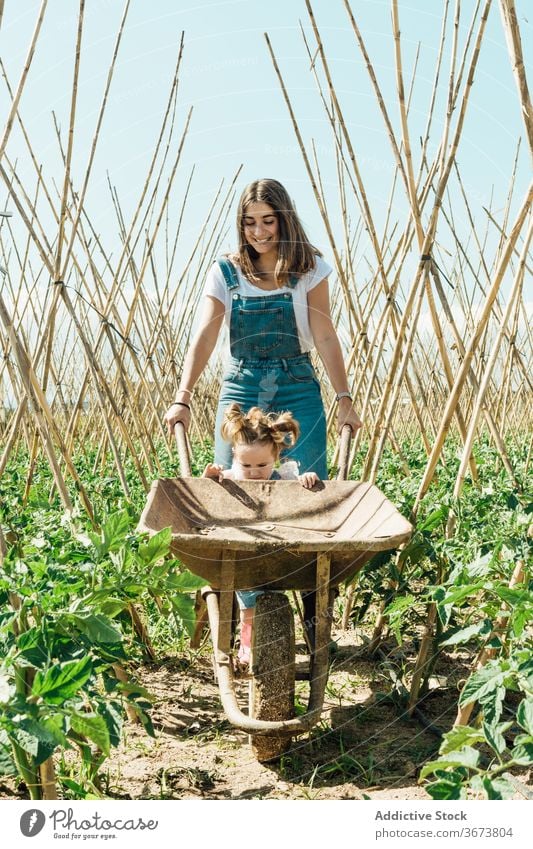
204;255;333;353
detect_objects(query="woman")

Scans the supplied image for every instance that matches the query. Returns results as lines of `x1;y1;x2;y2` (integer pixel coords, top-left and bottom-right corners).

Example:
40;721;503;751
164;178;361;472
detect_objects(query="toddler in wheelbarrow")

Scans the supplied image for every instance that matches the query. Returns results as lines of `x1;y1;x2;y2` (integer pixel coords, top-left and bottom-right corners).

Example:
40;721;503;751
202;402;319;675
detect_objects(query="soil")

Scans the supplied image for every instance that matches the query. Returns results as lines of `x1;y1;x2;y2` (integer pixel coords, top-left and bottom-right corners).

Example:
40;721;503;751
1;629;531;802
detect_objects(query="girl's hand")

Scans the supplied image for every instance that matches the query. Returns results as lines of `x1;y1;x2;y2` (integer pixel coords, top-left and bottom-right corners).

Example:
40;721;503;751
298;471;319;489
164;402;191;436
203;463;225;481
336;397;362;434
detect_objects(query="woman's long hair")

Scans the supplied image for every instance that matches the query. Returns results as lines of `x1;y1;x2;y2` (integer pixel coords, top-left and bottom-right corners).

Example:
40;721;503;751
234;178;322;286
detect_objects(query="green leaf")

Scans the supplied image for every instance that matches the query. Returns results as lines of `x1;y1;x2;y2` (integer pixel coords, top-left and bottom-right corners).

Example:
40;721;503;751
517;696;533;735
12;718;66;766
426;776;464;800
419;746;480;780
0;738;16;778
441;582;485;607
70;713;110;757
492;586;533;607
166;570;205;591
440;619;491;646
97;701;123;749
98;598;129;618
458;662;507;707
91;511;131;557
137;528;172;567
512;607;532;639
384;595;416;618
482;721;507;756
417;506;448;532
170;593;196;637
511;740;533;766
481;776;515;800
439;725;484;755
32;656;93;704
480;685;505;727
67;613;123;644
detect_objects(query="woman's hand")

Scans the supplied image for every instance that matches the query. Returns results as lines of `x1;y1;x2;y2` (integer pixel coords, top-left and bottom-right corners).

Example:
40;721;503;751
298;471;319;489
202;462;225;481
164;402;191;436
337;397;362;434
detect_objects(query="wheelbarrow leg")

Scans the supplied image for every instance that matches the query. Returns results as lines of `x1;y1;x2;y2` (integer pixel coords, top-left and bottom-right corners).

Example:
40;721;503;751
308;553;333;711
217;550;236;655
190;590;209;648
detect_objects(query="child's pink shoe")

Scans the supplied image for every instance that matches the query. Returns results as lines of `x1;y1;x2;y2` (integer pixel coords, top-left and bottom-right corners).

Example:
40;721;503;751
238;621;252;664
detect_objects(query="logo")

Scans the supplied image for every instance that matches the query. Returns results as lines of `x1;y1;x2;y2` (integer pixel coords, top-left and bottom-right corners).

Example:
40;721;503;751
20;809;46;837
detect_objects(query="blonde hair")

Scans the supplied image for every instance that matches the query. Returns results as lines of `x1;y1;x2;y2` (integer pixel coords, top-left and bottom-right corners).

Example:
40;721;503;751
222;403;299;461
234;178;322;287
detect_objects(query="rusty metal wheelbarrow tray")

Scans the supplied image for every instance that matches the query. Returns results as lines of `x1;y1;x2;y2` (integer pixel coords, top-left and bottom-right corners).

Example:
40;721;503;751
138;477;412;589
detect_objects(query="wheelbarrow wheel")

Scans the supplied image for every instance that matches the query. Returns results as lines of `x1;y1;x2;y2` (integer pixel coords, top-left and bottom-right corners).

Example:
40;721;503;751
250;592;295;762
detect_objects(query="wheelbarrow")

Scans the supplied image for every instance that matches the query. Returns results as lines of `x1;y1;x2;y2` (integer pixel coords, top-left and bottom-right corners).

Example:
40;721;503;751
138;425;412;761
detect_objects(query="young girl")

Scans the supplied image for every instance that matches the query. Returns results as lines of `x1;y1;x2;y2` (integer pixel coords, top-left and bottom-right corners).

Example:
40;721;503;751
203;403;318;669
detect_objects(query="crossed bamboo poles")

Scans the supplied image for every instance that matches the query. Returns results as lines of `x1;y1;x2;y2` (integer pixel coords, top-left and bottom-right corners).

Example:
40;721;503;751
0;0;531;720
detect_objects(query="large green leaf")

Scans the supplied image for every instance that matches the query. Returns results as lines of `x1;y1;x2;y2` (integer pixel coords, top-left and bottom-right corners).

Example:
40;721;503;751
171;593;196;637
12;718;66;765
419;746;480;780
517;696;533;735
97;701;123;749
440;619;491;646
66;613;123;644
166;570;205;591
90;511;131;557
70;712;110;757
137;528;172;567
32;656;93;704
439;725;484;755
511;739;533;766
441;582;485;607
482;721;508;756
0;733;16;778
458;662;507;707
16;627;48;667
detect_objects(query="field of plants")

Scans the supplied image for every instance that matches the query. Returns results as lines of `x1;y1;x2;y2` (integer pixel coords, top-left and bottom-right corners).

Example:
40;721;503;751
0;433;531;800
0;0;532;803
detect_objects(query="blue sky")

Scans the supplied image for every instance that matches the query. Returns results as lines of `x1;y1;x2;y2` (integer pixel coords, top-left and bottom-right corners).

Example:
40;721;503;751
1;0;531;290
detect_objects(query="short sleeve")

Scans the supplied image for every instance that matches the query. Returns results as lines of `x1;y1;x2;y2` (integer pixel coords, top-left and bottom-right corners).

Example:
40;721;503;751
203;262;227;304
306;254;333;291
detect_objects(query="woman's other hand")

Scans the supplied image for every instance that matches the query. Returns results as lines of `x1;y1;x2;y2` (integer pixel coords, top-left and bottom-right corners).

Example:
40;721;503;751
337;397;362;434
164;402;191;436
298;471;319;489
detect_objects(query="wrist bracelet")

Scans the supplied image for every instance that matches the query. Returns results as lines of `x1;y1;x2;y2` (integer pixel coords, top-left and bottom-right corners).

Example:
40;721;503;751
336;391;352;402
171;401;190;410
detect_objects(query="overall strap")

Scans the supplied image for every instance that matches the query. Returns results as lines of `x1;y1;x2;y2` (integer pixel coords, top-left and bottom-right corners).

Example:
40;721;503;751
217;257;240;291
287;275;299;289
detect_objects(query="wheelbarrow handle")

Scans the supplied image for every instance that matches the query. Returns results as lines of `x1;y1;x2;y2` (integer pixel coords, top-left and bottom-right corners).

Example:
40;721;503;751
337;424;352;481
174;421;192;477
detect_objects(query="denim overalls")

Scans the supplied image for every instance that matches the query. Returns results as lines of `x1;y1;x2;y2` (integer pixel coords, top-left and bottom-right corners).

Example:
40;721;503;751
214;257;328;479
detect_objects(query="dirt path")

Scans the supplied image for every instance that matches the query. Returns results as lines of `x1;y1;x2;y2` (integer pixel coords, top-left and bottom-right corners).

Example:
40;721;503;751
100;631;452;801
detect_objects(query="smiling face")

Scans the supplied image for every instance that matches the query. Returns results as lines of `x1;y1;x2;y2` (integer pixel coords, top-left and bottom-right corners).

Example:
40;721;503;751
232;440;277;480
242;202;279;257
